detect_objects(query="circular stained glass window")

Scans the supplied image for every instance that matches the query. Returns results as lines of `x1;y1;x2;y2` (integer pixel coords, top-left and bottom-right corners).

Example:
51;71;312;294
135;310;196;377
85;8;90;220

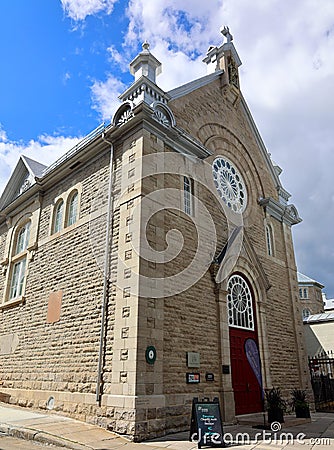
212;157;247;212
227;274;254;330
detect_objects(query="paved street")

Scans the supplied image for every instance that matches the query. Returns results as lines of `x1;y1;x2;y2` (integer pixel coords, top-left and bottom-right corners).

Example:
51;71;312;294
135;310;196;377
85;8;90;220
1;403;334;450
0;435;65;449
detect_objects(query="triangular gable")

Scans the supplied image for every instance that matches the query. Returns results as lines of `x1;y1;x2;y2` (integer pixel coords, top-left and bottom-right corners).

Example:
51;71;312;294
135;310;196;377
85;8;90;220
241;231;271;292
0;155;47;211
213;228;271;292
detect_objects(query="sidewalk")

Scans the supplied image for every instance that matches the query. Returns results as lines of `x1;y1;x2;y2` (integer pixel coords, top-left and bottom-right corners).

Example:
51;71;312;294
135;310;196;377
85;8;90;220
0;402;334;449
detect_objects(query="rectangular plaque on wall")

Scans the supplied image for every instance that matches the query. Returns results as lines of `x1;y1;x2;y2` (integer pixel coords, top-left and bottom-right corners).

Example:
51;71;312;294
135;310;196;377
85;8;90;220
222;365;230;374
46;291;63;323
186;373;200;384
187;352;200;368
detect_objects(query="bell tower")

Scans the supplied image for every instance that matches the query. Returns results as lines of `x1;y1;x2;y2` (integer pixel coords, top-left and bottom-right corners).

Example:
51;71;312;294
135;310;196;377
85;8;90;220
203;26;242;90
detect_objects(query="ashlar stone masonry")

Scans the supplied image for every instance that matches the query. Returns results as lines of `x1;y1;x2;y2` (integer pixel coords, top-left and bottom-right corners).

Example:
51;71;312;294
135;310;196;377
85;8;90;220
0;31;310;441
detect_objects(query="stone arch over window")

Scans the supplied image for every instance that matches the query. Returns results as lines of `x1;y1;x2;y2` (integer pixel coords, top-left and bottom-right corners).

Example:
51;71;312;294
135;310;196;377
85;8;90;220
220;254;271;391
152;102;175;127
66;189;78;227
227;273;255;330
112;102;134;127
50;183;82;236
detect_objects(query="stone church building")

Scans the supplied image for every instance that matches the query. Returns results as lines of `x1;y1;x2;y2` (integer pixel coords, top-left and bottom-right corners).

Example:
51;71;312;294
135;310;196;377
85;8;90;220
0;29;309;440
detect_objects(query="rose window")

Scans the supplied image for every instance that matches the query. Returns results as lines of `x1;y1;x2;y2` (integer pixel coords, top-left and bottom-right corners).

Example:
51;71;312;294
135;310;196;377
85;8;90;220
212;157;247;212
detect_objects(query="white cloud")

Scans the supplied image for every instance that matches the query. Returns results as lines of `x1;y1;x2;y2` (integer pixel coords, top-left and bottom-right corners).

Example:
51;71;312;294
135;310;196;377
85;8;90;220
61;0;117;21
90;75;125;122
0;134;81;194
107;45;129;72
118;0;334;295
5;0;334;295
0;125;8;143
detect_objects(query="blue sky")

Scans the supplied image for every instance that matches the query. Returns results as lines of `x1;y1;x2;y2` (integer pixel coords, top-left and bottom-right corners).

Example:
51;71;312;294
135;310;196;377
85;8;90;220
0;0;334;298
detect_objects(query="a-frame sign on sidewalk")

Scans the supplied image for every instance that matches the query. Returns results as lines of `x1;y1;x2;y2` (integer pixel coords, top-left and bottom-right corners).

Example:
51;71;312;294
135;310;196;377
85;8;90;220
189;397;225;448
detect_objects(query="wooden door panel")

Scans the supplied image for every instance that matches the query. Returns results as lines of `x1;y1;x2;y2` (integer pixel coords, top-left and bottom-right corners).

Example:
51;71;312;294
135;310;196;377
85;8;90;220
230;328;263;415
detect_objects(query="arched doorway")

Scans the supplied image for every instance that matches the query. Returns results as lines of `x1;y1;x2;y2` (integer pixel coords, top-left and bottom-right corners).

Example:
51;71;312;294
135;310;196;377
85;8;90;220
228;273;263;415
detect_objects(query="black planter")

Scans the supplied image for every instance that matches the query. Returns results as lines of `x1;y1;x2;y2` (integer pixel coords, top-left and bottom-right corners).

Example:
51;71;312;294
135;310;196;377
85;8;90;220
268;408;284;424
295;405;311;418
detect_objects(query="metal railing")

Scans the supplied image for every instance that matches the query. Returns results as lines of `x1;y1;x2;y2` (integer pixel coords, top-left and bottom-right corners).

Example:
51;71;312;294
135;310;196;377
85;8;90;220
42;122;107;177
309;351;334;412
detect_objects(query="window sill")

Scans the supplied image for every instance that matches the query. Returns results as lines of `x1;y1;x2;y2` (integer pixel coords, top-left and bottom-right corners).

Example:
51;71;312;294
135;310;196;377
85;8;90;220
0;296;25;310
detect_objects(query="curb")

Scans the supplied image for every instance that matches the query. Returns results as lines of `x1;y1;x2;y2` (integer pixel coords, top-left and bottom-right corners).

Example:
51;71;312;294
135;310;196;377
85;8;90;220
0;423;89;449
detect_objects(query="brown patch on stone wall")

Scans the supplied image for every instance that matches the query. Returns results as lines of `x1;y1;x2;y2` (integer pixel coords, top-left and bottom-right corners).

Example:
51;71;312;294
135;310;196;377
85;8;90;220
46;290;63;323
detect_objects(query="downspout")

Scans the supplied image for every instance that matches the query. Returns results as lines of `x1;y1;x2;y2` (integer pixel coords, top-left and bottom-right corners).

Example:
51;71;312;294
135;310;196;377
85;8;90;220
96;133;114;403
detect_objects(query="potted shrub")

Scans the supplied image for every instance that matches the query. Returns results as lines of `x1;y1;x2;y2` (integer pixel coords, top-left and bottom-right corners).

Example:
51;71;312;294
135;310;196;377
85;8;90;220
265;387;286;424
290;389;311;418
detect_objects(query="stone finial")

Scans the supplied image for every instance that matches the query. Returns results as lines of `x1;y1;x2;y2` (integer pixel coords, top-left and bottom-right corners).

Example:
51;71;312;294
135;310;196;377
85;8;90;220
221;25;233;43
142;41;150;51
129;42;162;83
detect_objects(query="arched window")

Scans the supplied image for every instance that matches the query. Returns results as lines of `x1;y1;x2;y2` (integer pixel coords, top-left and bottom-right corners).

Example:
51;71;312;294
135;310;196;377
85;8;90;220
9;221;31;300
66;190;78;226
227;274;254;330
183;176;193;216
53;200;64;233
265;224;274;256
302;308;311;320
16;222;30;254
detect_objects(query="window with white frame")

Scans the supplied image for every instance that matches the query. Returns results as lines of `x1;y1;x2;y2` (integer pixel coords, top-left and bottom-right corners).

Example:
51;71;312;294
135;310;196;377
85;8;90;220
51;188;80;235
227;274;255;330
183;176;193;216
8;221;30;301
66;190;78;226
302;308;311;320
53;200;64;233
299;287;309;299
16;222;31;253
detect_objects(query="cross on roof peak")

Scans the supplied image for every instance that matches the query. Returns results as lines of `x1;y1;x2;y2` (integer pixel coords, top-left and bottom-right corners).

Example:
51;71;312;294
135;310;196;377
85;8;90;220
221;25;233;43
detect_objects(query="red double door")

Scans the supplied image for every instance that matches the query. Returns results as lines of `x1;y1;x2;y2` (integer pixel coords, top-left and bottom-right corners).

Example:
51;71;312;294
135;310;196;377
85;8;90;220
229;327;263;415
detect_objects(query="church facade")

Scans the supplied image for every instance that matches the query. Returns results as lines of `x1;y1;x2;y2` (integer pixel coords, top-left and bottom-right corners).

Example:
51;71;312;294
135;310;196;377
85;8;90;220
0;30;310;440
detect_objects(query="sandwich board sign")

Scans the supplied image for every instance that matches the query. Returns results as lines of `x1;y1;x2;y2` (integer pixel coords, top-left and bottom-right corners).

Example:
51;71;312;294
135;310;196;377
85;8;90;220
189;398;225;448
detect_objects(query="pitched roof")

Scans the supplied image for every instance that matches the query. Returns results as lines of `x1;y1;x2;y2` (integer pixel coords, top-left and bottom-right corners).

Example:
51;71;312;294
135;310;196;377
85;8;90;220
297;272;324;288
0;155;47;210
168;70;223;100
22;155;47;177
303;312;334;324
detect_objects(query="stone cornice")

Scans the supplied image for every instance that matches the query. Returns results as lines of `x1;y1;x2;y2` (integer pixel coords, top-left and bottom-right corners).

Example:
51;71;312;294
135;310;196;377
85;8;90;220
259;197;302;226
0;102;212;217
119;76;170;106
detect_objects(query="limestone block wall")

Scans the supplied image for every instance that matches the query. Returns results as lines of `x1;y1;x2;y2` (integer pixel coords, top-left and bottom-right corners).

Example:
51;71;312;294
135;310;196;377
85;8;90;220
0;146;117;423
168;79;310;406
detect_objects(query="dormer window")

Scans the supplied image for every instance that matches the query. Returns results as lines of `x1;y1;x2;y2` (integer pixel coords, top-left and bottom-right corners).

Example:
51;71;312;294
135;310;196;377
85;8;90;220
19;177;31;195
